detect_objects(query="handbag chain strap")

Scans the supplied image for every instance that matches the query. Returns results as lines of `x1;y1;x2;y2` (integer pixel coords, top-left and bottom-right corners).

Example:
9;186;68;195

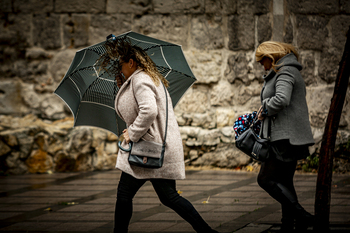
161;82;168;146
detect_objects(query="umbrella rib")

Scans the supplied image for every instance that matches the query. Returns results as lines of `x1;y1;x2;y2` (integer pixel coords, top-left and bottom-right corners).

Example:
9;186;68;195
73;50;87;74
81;101;115;111
69;76;82;99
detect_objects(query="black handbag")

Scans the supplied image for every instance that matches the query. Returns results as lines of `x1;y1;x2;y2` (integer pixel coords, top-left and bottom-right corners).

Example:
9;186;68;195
118;82;168;169
235;112;271;162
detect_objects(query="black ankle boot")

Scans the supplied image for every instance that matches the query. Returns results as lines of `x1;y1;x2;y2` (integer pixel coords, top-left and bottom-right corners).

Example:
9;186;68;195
294;203;314;231
280;217;294;232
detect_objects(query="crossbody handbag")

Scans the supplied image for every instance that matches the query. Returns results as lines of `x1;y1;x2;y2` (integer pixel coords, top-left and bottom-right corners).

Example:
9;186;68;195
118;82;168;169
235;110;271;162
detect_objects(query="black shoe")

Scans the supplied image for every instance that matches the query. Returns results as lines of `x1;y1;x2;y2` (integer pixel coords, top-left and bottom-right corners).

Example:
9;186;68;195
294;204;314;231
280;217;294;232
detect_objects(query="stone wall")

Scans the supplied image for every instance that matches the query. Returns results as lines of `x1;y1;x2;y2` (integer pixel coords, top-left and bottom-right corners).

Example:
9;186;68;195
1;0;350;174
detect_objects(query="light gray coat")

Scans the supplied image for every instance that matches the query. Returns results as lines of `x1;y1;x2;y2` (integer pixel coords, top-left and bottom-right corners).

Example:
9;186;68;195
114;69;185;180
260;53;314;147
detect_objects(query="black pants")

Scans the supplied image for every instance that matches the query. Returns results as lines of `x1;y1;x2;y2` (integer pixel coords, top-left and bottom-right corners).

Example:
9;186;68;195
257;157;298;218
114;172;214;233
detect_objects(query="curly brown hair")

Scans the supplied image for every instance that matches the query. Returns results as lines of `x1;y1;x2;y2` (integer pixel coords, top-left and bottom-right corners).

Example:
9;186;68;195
96;37;169;88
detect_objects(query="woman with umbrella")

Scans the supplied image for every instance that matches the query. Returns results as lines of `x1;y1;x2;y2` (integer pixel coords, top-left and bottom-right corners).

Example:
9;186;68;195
98;38;218;233
255;41;315;232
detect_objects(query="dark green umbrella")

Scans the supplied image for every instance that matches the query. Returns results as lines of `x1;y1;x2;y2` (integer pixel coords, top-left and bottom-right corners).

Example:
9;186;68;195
54;31;196;136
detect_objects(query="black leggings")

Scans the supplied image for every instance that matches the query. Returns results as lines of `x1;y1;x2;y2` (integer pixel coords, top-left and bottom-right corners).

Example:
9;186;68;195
114;172;214;233
257;157;298;217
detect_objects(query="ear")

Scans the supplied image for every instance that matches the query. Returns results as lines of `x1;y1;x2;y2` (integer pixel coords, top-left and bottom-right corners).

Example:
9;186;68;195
129;59;134;68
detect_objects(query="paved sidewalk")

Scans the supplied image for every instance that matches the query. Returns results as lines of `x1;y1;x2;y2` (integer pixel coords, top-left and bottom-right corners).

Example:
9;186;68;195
0;169;349;233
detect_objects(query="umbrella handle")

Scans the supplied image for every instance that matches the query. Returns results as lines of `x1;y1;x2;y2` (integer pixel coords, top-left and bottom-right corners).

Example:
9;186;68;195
118;141;132;152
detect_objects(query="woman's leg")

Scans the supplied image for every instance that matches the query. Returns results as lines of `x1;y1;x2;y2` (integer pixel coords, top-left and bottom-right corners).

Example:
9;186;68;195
114;172;146;233
257;158;313;231
151;179;218;233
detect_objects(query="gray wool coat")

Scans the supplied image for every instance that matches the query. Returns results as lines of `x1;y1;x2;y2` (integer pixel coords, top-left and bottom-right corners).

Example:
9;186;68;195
260;53;314;148
114;69;185;180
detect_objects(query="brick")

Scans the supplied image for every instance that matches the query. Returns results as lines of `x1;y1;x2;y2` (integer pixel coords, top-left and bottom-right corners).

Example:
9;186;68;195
89;14;132;45
55;0;105;13
205;0;237;15
63;14;90;48
32;14;61;49
237;0;271;15
340;0;350;13
286;0;339;14
0;0;12;12
153;0;205;14
13;0;53;13
228;14;255;51
191;15;224;50
106;0;151;14
296;15;329;50
257;14;272;44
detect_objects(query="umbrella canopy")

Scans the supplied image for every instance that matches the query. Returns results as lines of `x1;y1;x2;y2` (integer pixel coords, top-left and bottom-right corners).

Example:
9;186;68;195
54;31;196;136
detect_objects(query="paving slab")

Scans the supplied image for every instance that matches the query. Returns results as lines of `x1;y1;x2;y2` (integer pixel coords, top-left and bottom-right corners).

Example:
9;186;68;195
0;169;349;232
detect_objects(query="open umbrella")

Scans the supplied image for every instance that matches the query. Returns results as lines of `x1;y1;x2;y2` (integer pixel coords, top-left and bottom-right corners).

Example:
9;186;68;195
54;31;196;136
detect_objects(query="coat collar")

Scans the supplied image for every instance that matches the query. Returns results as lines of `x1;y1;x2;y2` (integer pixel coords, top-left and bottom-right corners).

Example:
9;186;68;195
114;68;143;119
263;69;276;82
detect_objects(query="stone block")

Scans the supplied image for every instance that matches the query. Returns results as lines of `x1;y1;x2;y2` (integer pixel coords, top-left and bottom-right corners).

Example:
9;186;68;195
225;52;260;84
210;80;234;107
192;143;250;168
0;13;32;47
0;0;12;12
0;140;11;156
182;111;216;129
228;15;255;51
89;14;132;45
63;14;90;48
175;86;210;114
32;14;61;49
0;80;29;115
318;50;342;84
50;49;77;82
184;50;222;84
191;15;224;50
340;0;350;13
328;15;350;51
296;15;328;50
13;0;53;13
237;0;271;15
299;51;317;86
257;14;272;44
231;81;261;106
216;109;236;128
205;0;237;15
40;93;67;120
153;0;205;14
283;15;293;44
286;0;339;14
55;0;105;13
107;0;151;14
306;85;334;128
134;14;189;50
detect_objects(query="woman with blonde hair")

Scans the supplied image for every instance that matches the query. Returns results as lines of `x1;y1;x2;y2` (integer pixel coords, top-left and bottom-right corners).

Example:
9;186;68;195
255;41;315;232
98;38;218;233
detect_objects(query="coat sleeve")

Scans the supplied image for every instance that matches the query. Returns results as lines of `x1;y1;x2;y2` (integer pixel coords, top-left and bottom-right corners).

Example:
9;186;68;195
262;73;295;116
127;77;158;142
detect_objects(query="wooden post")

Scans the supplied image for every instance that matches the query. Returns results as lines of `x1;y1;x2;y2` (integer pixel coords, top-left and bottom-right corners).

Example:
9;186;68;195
314;26;350;231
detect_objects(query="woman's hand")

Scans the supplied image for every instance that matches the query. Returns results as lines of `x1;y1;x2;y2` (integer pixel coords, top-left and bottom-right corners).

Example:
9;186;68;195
123;129;130;144
258;106;265;121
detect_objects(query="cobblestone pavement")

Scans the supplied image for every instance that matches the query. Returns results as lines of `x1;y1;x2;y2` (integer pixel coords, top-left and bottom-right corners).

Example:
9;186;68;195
0;169;349;233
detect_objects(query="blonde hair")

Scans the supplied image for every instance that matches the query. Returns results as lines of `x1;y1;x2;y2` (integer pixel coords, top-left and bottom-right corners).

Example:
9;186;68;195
97;37;169;88
255;41;299;71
